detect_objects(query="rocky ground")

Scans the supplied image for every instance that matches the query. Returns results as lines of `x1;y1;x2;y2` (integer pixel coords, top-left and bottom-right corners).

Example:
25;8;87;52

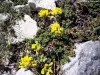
0;0;100;75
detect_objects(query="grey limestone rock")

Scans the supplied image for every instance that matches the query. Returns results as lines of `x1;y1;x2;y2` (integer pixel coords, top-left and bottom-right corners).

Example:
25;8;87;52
62;41;100;75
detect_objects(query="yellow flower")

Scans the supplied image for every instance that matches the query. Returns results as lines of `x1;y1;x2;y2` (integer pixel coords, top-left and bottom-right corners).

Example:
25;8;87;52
37;44;41;50
55;27;64;34
7;41;11;46
18;64;24;68
31;41;41;51
51;7;62;15
49;62;53;66
50;22;60;32
44;64;48;67
38;9;49;17
32;60;37;67
46;72;50;75
41;68;45;74
18;55;32;68
31;44;36;49
50;22;64;34
48;67;53;73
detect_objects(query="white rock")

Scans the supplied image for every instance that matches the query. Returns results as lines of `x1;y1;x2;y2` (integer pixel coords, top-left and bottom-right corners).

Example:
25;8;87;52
0;14;9;21
14;5;25;9
8;15;38;43
15;68;34;75
28;0;56;9
2;72;11;75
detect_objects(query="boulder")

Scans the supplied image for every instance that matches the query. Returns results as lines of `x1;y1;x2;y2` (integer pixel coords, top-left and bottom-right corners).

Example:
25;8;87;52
28;0;56;9
8;15;38;43
62;41;100;75
15;68;34;75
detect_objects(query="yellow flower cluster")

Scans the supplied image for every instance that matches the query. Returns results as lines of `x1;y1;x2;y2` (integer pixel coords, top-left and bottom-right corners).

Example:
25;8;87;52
18;55;37;68
18;55;32;68
50;22;64;34
38;9;49;17
31;41;41;51
38;7;62;17
41;62;53;75
51;7;62;16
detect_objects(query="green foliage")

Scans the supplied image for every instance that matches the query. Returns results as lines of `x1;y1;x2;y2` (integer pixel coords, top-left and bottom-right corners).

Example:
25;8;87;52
81;0;100;12
55;0;76;29
23;29;75;74
63;5;75;19
25;29;74;59
88;16;100;40
0;32;7;63
0;2;13;13
11;0;28;5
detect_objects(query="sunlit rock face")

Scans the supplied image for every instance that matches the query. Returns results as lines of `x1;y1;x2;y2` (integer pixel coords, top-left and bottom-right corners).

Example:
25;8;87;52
28;0;56;9
8;15;38;43
62;41;100;75
15;68;34;75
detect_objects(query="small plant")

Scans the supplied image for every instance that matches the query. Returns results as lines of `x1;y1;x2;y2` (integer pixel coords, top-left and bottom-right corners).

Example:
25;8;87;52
31;41;41;51
41;62;53;75
17;7;75;75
